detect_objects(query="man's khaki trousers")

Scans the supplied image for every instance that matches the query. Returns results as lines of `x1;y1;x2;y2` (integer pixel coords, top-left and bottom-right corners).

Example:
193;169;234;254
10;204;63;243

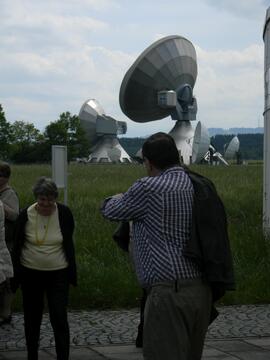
143;279;212;360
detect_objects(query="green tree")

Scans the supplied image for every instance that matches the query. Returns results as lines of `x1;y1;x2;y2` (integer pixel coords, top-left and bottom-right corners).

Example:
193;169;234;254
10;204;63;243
11;120;43;143
0;104;13;160
44;112;89;161
9;121;46;163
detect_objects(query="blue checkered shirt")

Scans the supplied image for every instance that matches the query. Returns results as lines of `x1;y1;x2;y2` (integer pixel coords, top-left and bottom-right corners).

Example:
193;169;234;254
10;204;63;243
101;166;202;287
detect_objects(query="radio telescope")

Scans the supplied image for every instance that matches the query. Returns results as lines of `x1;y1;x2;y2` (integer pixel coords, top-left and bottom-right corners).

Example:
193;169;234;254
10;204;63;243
119;35;211;164
79;99;131;163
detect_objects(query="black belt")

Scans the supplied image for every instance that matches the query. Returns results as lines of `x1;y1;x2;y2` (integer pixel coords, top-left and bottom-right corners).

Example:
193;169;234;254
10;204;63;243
146;277;203;294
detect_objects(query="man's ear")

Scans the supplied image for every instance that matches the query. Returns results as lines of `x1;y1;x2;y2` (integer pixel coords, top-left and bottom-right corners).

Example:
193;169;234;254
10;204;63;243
144;157;152;174
144;157;159;176
145;157;152;167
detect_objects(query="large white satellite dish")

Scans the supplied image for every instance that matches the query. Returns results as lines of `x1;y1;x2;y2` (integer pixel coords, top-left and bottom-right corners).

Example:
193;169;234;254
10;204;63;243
79;99;131;163
120;35;198;123
119;35;211;165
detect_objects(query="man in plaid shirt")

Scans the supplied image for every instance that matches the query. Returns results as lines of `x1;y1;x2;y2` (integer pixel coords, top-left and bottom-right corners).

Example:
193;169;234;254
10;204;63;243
101;133;212;360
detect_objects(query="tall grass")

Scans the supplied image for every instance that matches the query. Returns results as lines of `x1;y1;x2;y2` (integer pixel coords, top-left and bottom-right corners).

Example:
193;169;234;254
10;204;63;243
10;163;269;309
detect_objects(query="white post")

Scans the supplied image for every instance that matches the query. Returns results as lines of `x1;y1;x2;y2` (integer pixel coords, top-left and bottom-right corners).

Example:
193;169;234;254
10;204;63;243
263;7;270;234
52;145;68;205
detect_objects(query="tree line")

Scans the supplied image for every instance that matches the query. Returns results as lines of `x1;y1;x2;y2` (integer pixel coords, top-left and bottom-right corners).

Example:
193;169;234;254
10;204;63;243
0;104;90;163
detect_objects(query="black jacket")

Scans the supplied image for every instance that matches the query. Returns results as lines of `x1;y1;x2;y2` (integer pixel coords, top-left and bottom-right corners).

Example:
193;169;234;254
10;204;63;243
12;202;77;289
183;169;235;301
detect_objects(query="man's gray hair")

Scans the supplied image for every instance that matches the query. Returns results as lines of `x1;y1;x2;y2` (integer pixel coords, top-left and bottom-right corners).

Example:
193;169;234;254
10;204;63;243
32;177;58;199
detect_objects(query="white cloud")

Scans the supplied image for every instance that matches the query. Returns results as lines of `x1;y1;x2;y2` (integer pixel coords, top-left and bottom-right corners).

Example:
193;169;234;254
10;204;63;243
203;0;266;19
3;13;108;32
0;43;136;130
196;44;263;68
67;0;119;11
0;0;110;52
1;52;65;77
3;97;53;129
195;44;264;128
1;0;118;14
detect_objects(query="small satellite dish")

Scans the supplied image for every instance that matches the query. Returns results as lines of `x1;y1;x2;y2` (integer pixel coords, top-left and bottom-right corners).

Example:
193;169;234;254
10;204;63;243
192;121;210;163
120;35;198;123
224;136;240;160
79;99;131;163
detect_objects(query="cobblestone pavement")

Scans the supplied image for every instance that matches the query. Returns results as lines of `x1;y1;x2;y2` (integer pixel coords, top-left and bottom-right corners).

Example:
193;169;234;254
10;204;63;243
1;304;270;351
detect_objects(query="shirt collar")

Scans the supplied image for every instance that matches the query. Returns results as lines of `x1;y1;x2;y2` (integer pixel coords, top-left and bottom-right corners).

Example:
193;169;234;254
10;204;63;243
160;165;184;176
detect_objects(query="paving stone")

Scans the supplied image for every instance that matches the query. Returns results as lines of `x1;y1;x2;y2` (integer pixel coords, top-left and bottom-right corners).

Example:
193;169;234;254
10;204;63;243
202;346;229;357
46;346;106;360
93;345;142;354
70;347;107;360
229;350;270;360
93;345;143;360
244;336;270;349
207;339;262;352
0;350;54;359
202;356;240;360
102;355;142;360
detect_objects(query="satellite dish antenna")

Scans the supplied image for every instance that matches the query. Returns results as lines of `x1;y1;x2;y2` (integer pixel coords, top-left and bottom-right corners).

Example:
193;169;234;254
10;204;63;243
224;136;240;160
119;35;211;165
192;121;210;163
79;99;131;163
120;35;197;123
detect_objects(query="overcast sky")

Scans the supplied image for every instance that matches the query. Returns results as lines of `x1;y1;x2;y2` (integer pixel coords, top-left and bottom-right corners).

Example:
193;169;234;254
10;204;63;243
0;0;268;136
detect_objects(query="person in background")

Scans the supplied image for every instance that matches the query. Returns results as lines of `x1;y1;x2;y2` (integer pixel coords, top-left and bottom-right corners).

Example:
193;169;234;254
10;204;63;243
12;177;77;360
0;200;14;313
101;132;212;360
0;161;19;325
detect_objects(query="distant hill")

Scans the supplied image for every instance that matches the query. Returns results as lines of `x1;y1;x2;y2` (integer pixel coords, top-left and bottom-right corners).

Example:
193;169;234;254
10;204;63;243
208;127;263;136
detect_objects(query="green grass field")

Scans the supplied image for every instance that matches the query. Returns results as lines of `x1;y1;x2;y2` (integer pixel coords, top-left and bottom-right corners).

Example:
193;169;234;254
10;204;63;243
10;163;269;309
